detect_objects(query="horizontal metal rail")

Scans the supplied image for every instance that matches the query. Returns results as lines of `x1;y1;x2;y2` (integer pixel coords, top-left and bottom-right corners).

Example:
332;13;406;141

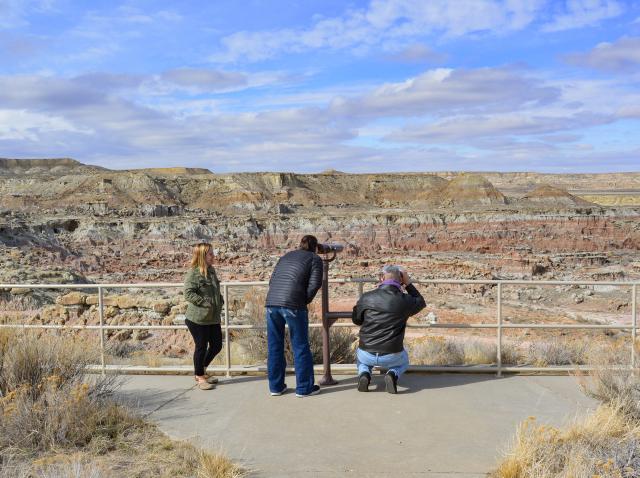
86;364;620;375
1;278;638;377
0;322;633;331
3;279;640;288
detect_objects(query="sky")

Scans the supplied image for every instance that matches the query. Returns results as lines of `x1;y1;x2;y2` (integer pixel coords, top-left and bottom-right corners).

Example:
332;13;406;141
1;0;640;173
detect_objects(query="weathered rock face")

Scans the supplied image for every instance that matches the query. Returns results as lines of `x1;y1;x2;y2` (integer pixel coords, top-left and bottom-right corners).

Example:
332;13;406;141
436;174;506;207
0;158;106;176
1;158;639;289
521;184;595;208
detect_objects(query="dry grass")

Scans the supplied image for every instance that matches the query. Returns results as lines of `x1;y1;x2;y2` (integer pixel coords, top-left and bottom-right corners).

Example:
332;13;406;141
408;334;628;368
525;337;589;367
233;287;357;365
0;329;247;478
492;348;640;477
408;336;521;366
493;404;640;477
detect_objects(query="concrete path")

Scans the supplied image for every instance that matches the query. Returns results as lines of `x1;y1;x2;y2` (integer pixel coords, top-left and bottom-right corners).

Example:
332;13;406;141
117;373;596;477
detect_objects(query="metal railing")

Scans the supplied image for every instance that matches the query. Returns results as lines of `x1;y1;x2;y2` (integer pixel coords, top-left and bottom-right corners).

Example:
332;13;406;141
1;278;637;376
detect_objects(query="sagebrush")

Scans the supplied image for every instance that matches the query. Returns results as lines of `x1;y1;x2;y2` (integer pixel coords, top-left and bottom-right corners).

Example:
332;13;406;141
0;329;246;478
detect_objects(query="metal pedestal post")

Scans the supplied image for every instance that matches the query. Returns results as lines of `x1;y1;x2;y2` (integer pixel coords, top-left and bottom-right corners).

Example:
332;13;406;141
319;255;338;385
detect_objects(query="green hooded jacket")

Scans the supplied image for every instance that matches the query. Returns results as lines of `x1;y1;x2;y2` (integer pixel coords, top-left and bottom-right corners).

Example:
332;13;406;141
183;266;223;325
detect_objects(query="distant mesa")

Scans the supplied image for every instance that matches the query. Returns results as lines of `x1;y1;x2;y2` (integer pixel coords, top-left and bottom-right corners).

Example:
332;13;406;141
522;184;596;207
321;169;346;174
0;159;214;177
0;158;107;176
133;167;213;176
436;174;506;207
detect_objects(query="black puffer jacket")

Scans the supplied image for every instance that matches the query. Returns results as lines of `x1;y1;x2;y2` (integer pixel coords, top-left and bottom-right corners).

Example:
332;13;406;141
352;284;426;354
265;249;323;310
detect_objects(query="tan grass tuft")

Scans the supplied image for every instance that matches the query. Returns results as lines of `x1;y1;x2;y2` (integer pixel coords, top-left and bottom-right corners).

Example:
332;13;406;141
0;330;246;477
198;449;247;478
493;350;640;477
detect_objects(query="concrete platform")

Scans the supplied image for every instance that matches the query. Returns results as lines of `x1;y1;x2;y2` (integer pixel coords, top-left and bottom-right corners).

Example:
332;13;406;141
117;373;597;477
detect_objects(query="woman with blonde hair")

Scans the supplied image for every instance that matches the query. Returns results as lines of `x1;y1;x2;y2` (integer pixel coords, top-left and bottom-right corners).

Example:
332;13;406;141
183;242;224;390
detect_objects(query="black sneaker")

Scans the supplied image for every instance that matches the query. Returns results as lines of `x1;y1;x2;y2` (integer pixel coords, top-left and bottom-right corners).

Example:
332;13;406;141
384;371;398;394
357;372;371;392
295;384;320;398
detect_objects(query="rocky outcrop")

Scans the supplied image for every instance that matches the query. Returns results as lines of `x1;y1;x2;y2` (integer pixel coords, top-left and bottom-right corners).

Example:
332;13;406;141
1;159;639;287
0;158;106;176
520;184;595;208
435;174;507;207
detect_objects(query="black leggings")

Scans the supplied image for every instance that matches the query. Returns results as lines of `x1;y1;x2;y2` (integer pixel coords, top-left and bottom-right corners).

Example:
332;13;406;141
185;320;223;376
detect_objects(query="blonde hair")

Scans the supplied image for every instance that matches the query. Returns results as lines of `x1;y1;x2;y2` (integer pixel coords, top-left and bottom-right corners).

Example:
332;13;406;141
190;243;212;278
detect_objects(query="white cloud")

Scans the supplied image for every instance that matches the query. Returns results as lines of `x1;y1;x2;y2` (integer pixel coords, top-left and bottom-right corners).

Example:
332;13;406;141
161;68;247;91
384;44;446;63
210;0;625;64
0;65;638;173
210;0;550;63
385;112;610;143
0;109;90;141
329;67;559;119
564;36;640;72
366;0;546;36
542;0;623;32
0;0;55;29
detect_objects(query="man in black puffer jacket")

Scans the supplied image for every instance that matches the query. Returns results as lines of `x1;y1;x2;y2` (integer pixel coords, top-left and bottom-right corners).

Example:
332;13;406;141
352;265;426;394
265;235;323;398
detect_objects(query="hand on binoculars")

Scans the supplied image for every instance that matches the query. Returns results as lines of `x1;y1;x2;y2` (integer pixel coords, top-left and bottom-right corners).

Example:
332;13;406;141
400;271;411;285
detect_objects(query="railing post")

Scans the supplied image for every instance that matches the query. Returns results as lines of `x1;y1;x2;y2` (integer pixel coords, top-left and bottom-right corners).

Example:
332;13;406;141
357;281;364;298
224;284;231;378
497;282;502;378
632;284;637;370
98;286;105;375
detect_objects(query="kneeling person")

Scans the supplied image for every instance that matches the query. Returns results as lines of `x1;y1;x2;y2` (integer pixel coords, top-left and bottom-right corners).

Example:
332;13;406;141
352;265;426;393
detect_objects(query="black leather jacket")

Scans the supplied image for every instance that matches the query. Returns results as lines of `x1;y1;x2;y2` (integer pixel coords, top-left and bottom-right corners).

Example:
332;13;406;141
352;283;426;354
265;249;323;310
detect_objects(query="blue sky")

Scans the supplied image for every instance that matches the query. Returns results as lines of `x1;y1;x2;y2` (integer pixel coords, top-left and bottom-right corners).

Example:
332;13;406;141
1;0;639;173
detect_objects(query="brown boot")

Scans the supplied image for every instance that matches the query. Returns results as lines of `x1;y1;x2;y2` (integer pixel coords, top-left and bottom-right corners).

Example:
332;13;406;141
197;381;214;390
195;375;219;385
195;376;214;390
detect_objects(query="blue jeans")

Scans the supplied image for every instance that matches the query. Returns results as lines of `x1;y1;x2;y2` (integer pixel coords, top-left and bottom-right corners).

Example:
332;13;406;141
356;348;410;378
266;307;315;395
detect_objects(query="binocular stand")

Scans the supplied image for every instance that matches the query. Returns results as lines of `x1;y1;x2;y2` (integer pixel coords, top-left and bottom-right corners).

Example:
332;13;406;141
318;250;352;386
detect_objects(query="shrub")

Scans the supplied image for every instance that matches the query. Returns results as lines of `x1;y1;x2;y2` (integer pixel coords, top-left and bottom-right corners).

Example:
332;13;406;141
492;405;640;477
578;347;640;420
0;330;126;457
408;336;464;365
525;338;588;366
0;330;246;478
493;354;640;477
408;336;522;366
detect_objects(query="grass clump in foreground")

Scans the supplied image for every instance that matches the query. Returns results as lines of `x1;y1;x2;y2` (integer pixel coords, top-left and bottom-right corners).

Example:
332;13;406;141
492;355;640;477
0;330;246;478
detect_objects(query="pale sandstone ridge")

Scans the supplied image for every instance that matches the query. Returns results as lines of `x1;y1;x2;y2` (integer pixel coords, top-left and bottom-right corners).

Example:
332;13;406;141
0;158;106;176
463;171;640;190
134;167;212;175
521;184;596;207
1;159;639;213
436;174;506;207
579;195;640;206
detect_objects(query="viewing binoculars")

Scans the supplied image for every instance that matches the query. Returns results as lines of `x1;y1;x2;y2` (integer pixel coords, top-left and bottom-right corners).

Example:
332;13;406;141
317;243;344;254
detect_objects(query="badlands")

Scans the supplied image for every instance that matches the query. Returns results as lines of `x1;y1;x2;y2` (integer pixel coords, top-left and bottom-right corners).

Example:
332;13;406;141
1;158;639;366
